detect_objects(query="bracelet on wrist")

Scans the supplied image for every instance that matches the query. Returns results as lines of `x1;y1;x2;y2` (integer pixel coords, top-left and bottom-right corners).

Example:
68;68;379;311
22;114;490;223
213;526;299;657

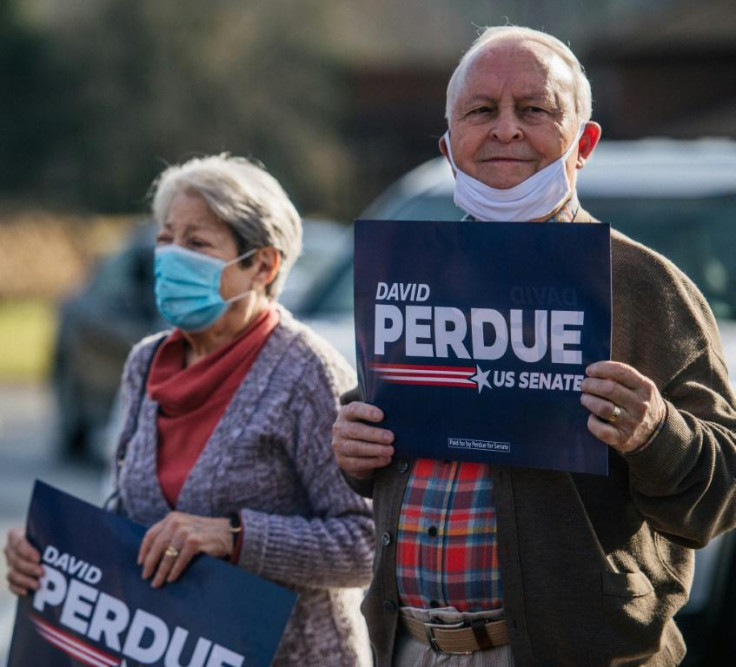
227;512;243;564
228;512;242;536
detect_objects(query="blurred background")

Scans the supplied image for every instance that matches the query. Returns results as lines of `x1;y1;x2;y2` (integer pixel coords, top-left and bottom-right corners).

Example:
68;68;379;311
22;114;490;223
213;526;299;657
1;0;735;663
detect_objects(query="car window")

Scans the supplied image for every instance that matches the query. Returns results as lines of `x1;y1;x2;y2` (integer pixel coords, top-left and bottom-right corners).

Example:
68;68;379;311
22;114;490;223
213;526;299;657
88;245;153;299
278;219;349;312
388;194;464;221
586;195;736;319
294;251;354;317
317;259;354;314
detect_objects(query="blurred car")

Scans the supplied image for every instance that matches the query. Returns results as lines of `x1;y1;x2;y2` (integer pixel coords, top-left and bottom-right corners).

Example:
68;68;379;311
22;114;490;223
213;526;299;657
293;139;736;377
51;222;162;461
51;217;347;462
289;138;736;666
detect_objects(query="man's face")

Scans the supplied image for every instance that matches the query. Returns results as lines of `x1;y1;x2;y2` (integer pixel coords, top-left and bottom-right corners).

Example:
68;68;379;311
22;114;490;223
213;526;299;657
444;39;581;190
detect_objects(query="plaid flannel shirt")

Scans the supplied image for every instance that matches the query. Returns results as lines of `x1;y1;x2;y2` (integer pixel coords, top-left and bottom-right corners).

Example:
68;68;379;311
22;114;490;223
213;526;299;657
396;459;502;611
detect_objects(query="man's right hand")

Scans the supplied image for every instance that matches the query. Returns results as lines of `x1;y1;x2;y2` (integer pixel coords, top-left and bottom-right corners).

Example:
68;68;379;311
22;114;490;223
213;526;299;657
4;527;43;596
332;401;395;479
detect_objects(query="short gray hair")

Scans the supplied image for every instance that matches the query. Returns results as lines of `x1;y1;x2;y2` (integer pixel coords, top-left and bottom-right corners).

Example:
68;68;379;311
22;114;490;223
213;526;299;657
446;26;592;124
151;154;302;298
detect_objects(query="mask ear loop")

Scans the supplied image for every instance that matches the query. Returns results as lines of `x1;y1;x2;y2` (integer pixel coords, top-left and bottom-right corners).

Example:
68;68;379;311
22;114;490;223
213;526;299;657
222;247;261;305
443;131;458;170
564;124;587;161
223;247;258;268
558;123;587;195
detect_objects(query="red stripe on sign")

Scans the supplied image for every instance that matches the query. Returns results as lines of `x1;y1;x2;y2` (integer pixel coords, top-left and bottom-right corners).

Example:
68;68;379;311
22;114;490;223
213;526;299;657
380;377;476;387
370;363;475;373
32;615;120;667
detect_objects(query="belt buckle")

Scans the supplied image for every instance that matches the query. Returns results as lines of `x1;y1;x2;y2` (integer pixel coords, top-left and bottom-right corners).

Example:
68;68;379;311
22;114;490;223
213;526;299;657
423;619;466;654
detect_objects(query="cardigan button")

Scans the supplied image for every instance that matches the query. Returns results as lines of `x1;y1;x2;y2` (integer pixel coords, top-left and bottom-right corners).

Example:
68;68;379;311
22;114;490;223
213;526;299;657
381;532;392;547
383;599;397;612
397;460;409;473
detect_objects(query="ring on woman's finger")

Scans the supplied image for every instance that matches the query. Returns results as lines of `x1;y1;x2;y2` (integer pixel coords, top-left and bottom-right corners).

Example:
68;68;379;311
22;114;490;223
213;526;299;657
164;545;180;558
608;404;622;424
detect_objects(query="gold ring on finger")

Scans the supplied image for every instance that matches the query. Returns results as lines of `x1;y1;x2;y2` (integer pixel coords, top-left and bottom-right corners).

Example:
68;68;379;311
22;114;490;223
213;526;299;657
164;545;180;558
608;404;622;424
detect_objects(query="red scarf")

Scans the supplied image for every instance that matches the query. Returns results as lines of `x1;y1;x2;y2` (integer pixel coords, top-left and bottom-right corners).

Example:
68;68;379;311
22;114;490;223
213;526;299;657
147;305;280;507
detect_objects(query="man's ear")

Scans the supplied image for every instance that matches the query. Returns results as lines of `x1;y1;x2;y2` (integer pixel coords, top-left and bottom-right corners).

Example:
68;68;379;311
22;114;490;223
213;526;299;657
576;122;602;169
439;134;449;160
439;133;457;176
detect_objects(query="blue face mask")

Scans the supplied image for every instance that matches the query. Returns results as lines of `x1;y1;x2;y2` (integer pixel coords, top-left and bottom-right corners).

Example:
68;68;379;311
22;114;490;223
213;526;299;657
154;245;257;332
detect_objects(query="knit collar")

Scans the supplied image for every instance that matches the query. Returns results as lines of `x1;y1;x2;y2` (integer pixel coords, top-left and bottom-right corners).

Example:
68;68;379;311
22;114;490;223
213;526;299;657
147;305;279;416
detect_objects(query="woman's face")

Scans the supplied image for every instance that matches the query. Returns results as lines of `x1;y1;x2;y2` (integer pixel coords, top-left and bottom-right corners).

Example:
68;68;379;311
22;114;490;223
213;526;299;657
155;189;255;301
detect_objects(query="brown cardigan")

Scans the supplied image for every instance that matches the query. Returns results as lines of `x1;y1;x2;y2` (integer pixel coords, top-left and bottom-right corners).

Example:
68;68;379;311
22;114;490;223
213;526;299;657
349;211;736;666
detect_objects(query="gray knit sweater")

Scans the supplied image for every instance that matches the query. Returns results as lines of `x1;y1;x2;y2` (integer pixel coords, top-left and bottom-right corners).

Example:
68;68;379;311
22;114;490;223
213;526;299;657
114;308;374;666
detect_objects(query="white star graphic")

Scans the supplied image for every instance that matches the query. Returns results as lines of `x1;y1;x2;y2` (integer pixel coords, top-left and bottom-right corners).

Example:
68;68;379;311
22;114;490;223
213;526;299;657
469;365;492;394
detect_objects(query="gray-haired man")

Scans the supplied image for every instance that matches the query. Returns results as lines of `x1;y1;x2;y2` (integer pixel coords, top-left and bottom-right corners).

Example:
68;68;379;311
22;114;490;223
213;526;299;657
333;25;736;666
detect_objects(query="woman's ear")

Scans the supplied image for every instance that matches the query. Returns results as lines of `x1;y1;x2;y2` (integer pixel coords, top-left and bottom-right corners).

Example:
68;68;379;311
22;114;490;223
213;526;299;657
252;247;281;292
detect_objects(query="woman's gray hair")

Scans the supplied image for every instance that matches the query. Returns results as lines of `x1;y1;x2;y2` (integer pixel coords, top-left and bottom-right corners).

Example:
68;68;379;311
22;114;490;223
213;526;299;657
150;154;302;298
445;26;593;124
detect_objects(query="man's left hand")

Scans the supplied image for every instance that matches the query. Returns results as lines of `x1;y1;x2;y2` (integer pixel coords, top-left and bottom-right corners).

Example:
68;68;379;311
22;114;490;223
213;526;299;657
580;361;666;454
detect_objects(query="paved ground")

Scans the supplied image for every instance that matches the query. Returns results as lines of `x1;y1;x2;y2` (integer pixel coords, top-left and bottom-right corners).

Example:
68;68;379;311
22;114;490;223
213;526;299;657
0;382;105;665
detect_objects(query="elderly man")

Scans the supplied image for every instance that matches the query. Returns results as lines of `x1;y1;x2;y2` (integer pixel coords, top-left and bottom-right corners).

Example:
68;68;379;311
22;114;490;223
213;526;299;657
332;25;736;666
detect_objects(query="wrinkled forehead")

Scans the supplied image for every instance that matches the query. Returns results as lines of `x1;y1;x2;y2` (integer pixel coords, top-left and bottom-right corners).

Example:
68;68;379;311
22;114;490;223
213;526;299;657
458;38;577;106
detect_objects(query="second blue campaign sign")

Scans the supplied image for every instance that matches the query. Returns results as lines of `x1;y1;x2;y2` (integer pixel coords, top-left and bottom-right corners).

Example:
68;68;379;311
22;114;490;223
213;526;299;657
8;482;297;667
354;219;612;475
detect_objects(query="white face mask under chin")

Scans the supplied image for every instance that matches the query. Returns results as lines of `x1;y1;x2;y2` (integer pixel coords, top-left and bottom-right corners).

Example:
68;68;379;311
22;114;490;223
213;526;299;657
444;124;585;222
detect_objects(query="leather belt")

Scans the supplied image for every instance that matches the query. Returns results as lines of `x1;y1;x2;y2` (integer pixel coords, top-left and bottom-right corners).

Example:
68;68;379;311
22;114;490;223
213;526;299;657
402;614;510;654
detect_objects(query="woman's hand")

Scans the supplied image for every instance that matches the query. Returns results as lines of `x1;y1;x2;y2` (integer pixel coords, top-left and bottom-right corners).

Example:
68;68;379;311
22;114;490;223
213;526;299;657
331;401;395;478
4;527;44;596
138;512;233;588
581;361;666;454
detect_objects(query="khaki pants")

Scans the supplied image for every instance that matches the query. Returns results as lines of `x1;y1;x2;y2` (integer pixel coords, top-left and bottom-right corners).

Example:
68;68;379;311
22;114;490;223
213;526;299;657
394;607;515;667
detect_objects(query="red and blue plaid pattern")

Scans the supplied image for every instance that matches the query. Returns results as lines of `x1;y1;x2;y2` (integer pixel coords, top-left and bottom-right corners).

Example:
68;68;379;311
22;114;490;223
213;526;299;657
396;459;503;612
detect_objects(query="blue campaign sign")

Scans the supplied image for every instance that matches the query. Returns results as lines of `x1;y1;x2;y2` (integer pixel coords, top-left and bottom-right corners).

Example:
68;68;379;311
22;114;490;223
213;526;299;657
354;219;611;476
8;481;297;667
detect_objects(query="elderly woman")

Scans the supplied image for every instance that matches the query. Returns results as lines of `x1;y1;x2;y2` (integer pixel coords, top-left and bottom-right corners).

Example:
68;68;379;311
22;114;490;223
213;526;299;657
5;154;374;666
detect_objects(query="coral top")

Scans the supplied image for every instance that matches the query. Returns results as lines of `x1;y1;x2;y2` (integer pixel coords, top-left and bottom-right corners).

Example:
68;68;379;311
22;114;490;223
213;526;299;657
146;305;279;507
